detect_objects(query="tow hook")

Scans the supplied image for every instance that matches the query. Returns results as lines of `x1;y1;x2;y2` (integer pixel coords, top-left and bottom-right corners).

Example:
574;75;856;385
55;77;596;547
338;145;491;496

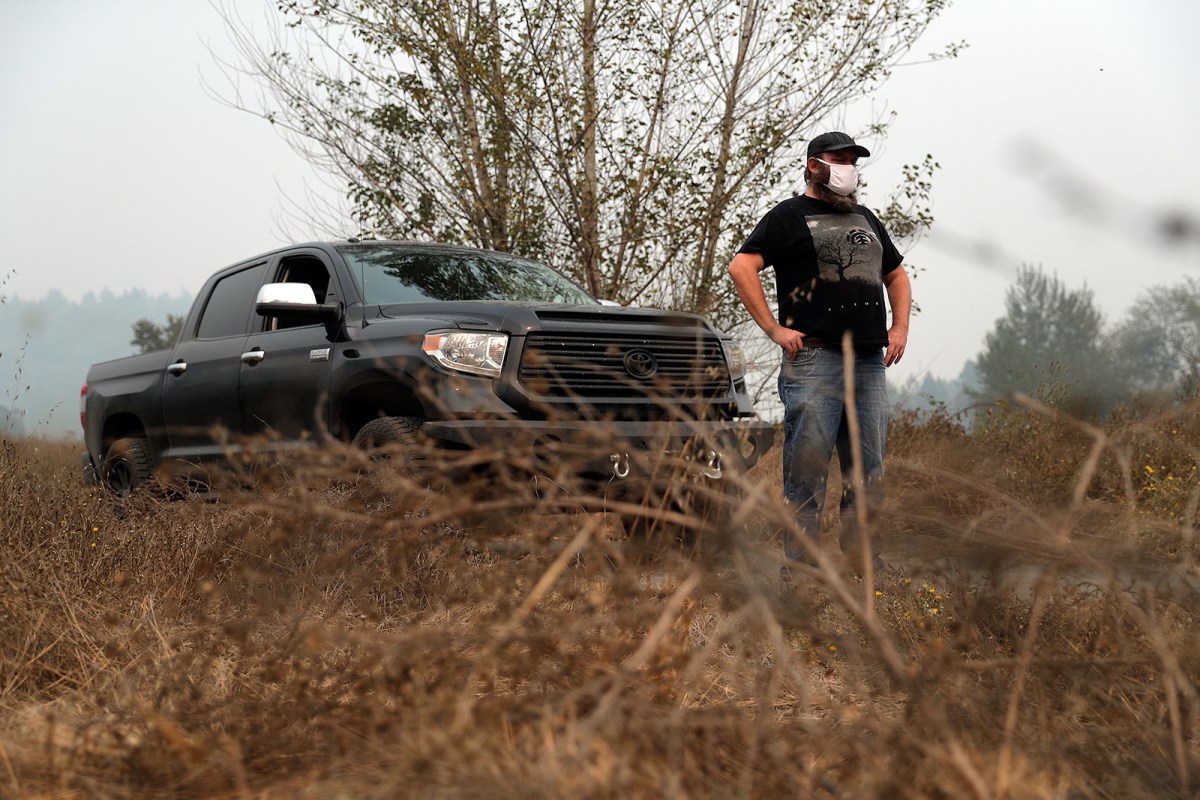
610;452;631;479
701;450;723;480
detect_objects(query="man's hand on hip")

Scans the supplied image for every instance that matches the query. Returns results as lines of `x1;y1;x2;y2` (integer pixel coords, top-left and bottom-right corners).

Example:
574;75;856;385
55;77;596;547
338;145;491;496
770;325;806;360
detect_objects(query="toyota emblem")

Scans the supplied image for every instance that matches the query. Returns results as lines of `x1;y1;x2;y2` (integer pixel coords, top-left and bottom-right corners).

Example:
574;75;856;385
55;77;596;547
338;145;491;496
623;348;658;379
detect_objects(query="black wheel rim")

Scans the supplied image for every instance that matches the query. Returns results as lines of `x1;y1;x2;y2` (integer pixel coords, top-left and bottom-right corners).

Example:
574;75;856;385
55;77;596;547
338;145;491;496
107;461;134;496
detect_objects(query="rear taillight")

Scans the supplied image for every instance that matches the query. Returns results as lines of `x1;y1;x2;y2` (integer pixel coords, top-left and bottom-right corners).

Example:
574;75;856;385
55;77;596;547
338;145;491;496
80;383;87;430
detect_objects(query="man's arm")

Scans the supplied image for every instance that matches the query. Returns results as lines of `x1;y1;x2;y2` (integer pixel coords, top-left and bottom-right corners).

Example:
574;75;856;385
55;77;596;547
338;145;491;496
882;265;911;367
728;252;805;359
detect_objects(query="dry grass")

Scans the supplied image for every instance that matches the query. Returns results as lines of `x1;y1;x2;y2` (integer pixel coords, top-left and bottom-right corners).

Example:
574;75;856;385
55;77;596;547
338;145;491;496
1;402;1198;799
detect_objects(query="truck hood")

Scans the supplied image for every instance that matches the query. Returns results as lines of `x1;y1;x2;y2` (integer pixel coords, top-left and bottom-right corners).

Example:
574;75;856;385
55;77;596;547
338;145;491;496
375;301;716;336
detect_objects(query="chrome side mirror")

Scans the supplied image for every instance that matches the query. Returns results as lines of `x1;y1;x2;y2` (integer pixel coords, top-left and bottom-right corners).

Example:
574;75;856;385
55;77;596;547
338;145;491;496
255;283;340;324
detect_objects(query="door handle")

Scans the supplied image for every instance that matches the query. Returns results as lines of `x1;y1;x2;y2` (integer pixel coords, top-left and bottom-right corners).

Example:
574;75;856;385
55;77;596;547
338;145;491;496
166;361;188;376
241;349;266;365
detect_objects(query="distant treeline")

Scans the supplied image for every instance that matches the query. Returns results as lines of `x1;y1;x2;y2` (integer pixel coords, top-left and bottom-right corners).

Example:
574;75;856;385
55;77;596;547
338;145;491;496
891;362;980;417
0;289;192;437
897;268;1200;423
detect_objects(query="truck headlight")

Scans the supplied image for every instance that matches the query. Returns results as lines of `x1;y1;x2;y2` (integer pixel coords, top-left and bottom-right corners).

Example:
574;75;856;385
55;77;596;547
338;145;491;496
721;338;746;381
422;331;509;378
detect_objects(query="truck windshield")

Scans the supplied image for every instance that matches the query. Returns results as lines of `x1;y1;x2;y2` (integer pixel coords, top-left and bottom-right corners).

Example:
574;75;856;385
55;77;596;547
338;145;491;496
340;245;598;306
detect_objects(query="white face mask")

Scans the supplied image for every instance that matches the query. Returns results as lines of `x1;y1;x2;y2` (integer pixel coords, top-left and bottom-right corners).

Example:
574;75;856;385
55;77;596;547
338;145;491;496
816;158;858;196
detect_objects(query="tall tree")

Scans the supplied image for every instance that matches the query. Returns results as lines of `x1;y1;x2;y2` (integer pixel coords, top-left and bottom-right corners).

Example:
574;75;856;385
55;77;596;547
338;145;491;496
220;0;952;328
972;267;1115;416
1111;277;1200;401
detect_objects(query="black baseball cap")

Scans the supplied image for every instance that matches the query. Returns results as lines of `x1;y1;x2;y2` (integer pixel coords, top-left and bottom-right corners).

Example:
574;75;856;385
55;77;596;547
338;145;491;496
806;131;871;159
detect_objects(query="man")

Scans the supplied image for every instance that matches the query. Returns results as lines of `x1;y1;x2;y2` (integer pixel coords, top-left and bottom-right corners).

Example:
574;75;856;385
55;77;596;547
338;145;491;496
728;131;911;572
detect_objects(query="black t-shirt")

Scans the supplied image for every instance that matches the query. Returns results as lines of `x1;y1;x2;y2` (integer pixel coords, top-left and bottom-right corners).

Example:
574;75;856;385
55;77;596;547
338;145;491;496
738;195;903;347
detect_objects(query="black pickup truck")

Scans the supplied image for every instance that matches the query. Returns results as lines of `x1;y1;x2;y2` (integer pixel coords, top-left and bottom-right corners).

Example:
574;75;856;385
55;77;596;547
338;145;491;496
80;241;772;504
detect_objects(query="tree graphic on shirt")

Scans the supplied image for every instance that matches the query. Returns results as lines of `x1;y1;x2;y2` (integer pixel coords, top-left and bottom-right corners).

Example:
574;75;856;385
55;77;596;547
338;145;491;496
806;215;881;286
818;232;874;284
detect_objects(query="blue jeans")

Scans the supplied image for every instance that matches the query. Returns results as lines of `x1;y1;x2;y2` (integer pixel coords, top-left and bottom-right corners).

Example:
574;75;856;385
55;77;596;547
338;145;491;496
778;347;888;563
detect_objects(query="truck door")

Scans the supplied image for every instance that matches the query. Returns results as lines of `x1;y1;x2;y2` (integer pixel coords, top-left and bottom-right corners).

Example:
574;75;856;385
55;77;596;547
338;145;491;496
239;251;339;448
161;262;267;460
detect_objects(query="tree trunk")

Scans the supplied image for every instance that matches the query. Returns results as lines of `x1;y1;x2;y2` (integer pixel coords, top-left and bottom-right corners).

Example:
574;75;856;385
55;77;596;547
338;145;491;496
580;0;601;297
693;0;757;316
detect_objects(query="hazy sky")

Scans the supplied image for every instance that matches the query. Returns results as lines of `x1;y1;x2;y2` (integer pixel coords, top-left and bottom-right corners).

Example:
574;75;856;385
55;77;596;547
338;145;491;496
2;0;1198;386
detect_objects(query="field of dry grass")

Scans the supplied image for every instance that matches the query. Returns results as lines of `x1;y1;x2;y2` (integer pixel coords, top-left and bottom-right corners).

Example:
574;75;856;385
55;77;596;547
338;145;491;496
2;400;1198;799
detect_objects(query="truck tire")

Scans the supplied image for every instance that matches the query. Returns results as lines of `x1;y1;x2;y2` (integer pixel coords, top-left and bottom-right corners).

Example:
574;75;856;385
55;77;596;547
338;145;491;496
101;437;155;497
352;416;426;463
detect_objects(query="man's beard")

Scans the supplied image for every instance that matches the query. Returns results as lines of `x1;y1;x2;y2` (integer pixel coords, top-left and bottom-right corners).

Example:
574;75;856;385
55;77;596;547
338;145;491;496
807;164;858;211
811;181;858;211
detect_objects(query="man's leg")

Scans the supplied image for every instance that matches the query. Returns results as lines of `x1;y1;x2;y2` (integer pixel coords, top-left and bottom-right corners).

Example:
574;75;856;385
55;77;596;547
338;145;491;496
836;348;889;563
778;349;845;564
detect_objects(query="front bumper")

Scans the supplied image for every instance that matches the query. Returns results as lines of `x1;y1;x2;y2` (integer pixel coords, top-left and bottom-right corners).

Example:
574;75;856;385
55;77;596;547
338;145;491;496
422;417;775;480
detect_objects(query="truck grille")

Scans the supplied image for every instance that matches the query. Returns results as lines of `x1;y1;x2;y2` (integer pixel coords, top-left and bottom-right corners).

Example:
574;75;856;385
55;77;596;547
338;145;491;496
518;331;731;401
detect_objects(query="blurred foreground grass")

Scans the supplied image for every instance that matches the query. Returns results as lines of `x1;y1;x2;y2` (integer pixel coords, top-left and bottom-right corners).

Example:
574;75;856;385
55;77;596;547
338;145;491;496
1;401;1198;799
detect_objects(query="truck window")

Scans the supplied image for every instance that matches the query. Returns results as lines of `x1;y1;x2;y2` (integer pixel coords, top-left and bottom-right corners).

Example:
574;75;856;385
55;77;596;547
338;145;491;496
340;245;597;306
264;255;333;331
196;263;267;340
